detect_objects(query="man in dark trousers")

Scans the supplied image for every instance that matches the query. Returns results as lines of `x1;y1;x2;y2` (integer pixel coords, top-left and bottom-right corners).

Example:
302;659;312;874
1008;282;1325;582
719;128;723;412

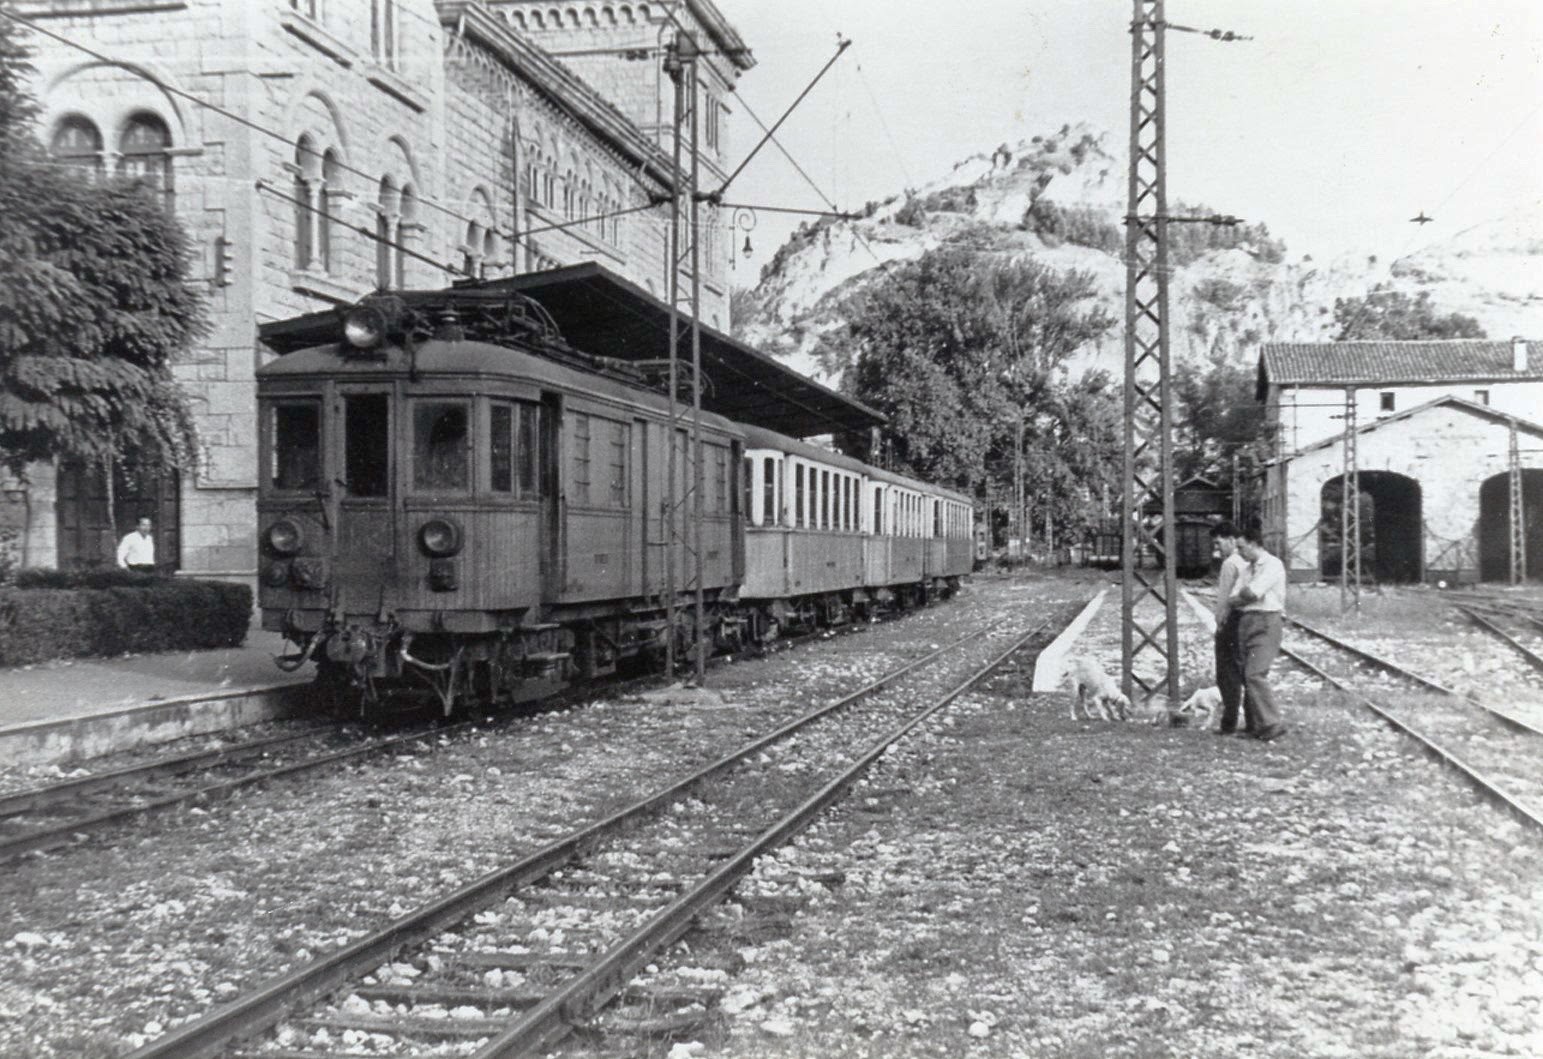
1231;523;1287;742
1209;522;1251;734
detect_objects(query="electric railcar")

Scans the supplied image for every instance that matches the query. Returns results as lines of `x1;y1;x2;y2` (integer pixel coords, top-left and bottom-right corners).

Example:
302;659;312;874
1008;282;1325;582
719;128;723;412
256;291;973;713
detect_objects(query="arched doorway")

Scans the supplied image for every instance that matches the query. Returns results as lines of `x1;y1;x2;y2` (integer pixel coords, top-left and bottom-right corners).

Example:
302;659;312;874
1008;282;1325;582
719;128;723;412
1477;470;1543;581
1318;471;1423;583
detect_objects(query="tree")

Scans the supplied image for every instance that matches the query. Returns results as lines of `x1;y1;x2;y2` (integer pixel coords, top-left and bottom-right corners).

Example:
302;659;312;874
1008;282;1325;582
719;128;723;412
1172;356;1269;484
1333;288;1485;341
0;19;204;485
829;244;1116;538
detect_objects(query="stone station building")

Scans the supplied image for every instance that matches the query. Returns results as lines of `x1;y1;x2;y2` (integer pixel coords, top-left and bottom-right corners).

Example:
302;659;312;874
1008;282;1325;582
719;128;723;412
1257;338;1543;584
2;0;752;581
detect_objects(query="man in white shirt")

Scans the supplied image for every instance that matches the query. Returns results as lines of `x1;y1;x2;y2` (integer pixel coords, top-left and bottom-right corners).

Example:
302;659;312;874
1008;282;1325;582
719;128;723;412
1231;523;1287;742
115;516;157;574
1209;522;1252;734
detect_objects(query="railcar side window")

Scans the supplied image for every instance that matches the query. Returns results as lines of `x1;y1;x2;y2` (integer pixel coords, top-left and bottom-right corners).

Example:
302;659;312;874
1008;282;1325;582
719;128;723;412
821;470;831;529
344;394;389;498
762;457;775;526
742;457;753;522
413;401;470;491
873;486;883;534
795;465;805;528
570;413;592;505
271;401;321;492
609;420;630;508
519;404;542;496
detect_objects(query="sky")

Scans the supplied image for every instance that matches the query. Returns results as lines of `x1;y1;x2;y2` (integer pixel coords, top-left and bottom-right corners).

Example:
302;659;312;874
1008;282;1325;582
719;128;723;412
712;0;1543;280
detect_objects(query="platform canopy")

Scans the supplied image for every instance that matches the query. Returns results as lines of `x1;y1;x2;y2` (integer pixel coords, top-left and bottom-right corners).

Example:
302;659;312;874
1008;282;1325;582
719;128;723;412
479;263;884;438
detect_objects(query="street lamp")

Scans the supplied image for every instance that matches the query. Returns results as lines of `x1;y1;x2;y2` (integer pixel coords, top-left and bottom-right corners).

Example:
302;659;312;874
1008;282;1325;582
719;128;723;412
731;206;756;269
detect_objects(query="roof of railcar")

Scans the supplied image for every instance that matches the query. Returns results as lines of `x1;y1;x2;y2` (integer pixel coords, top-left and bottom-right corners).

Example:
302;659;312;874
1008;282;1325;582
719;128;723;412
739;423;973;506
467;264;887;438
258;267;885;439
258;338;743;436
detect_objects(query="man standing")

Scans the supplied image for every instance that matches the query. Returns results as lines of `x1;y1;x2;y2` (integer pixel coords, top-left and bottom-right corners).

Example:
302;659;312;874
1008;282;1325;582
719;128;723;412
116;516;157;574
1232;523;1287;742
1209;522;1251;734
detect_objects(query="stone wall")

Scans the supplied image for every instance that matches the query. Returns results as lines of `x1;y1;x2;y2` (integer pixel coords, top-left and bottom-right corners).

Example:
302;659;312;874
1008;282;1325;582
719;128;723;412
1279;403;1543;582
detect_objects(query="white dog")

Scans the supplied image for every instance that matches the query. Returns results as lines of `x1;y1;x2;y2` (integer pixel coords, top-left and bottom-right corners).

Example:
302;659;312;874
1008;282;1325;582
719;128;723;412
1065;656;1132;721
1172;685;1221;727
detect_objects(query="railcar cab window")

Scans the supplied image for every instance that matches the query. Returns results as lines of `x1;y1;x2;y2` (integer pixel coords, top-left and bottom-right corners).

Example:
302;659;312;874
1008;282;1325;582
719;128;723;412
490;401;543;497
413;401;470;491
271;401;322;492
344;394;389;497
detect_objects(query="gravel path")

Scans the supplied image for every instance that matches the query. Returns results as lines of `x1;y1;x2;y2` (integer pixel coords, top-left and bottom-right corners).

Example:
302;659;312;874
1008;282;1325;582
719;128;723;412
625;576;1543;1059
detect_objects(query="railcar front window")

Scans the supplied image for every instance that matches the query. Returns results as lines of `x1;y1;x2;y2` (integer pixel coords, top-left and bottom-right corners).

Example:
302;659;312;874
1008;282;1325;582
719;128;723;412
344;394;389;498
491;404;514;493
413;402;469;491
271;401;321;492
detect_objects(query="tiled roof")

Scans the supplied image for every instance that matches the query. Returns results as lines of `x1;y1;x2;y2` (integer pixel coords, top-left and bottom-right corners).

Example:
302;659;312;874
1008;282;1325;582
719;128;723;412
1259;340;1543;386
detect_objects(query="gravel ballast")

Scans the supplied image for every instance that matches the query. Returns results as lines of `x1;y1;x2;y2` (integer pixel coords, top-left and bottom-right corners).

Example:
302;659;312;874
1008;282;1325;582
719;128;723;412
3;571;1539;1058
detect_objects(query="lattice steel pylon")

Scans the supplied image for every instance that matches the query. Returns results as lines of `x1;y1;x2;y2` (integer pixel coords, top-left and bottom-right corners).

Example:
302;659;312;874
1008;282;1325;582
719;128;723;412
1340;387;1361;612
1510;418;1526;586
662;32;708;683
1121;0;1180;704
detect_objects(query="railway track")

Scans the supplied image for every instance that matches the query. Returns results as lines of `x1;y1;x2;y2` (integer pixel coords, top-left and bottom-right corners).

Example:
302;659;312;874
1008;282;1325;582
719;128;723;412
1184;589;1543;831
0;600;930;864
1274;619;1543;832
124;608;1060;1059
0;722;447;861
1447;598;1543;680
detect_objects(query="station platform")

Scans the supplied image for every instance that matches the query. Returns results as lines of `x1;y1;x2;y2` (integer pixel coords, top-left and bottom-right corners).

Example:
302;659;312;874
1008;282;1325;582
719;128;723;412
0;626;310;768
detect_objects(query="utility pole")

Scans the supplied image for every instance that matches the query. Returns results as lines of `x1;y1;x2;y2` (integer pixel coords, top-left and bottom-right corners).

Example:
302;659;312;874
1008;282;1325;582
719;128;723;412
661;32;707;682
1510;418;1526;586
1014;409;1025;561
1121;0;1248;702
1340;386;1360;613
1121;0;1179;704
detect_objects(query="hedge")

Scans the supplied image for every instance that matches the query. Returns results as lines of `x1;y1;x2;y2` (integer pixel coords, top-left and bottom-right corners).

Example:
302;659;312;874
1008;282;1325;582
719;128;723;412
0;577;252;667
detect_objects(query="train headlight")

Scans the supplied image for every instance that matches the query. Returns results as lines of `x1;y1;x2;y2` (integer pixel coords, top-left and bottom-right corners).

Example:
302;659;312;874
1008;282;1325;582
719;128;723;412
418;517;463;557
267;519;303;556
343;304;387;350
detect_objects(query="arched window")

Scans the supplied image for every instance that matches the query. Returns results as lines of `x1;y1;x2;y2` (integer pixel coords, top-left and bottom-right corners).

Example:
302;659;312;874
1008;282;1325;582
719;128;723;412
293;136;317;270
483;229;498;277
51;116;103;177
463;220;482;278
376;176;398;288
293;138;341;274
118;113;174;209
318;150;341;273
396;184;417;289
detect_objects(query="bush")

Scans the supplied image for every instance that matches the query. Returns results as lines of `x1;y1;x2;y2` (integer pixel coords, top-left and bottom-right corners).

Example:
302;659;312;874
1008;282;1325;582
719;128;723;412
0;578;251;666
13;566;161;589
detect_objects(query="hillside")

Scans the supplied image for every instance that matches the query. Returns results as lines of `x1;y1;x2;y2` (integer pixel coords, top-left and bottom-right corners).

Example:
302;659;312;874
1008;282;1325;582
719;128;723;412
733;123;1543;384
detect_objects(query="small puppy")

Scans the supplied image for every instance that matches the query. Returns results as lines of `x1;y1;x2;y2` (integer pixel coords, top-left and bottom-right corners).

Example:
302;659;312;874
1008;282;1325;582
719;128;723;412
1174;685;1221;727
1065;656;1132;721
